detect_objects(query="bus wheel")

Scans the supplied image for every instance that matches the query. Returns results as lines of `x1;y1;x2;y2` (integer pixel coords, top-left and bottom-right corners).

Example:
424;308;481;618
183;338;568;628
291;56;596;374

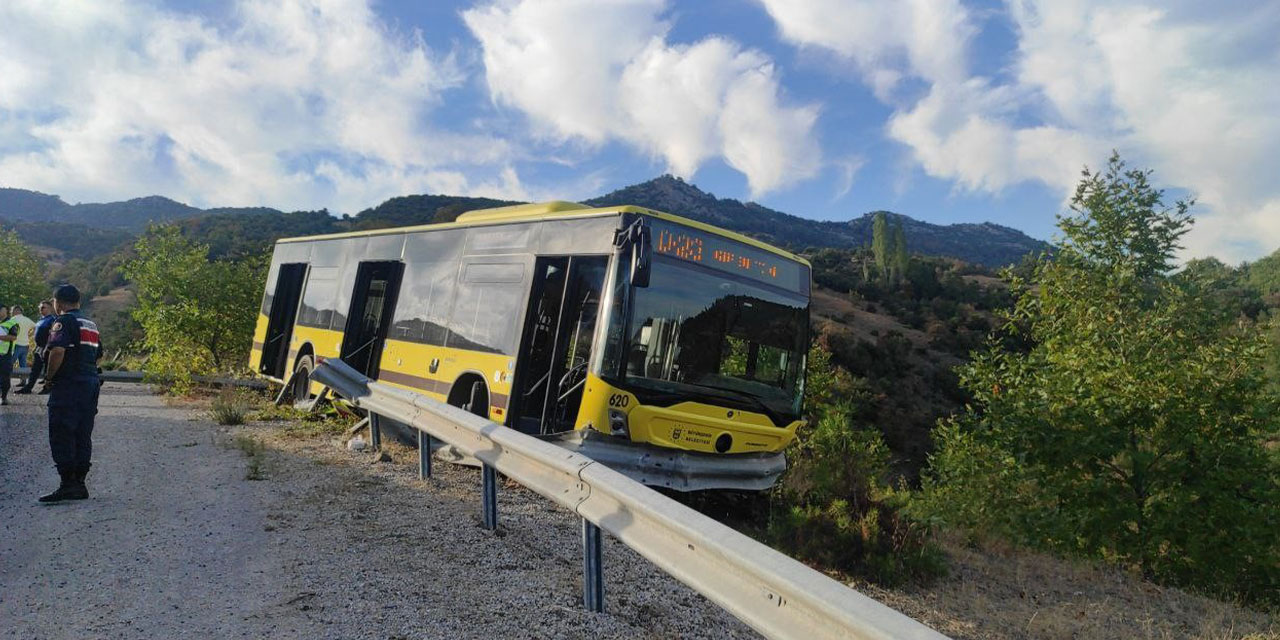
291;355;314;408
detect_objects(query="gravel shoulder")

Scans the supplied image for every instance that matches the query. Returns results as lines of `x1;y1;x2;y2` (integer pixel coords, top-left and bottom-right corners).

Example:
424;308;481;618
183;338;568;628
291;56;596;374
8;383;1264;640
0;383;758;640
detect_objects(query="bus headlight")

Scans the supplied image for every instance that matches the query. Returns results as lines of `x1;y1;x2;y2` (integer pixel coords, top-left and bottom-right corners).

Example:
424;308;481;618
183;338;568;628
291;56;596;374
608;409;629;437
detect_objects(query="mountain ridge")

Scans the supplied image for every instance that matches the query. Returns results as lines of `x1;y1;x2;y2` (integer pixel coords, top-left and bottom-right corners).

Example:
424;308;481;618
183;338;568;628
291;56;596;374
0;187;282;232
585;176;1047;266
0;177;1047;267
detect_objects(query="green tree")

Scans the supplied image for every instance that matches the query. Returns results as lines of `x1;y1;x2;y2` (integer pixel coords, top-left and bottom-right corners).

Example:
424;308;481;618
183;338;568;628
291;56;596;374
123;225;267;387
891;219;907;286
1265;316;1280;396
1243;247;1280;297
0;229;49;309
872;212;889;279
917;153;1280;604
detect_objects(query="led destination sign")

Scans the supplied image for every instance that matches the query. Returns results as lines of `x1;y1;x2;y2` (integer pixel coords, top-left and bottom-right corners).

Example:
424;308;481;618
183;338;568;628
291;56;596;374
650;219;807;292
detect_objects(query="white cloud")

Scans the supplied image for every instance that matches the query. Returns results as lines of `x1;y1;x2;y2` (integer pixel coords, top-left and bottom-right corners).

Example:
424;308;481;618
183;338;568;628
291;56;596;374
463;0;821;196
758;0;1280;261
758;0;974;95
760;0;1104;199
0;0;521;212
832;155;866;201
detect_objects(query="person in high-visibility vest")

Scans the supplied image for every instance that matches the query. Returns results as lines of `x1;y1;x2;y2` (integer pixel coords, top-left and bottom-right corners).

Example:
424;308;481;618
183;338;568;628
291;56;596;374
0;306;20;405
10;304;35;369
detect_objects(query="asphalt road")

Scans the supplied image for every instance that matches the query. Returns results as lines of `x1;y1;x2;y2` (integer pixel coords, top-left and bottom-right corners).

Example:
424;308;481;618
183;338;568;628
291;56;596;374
0;383;754;640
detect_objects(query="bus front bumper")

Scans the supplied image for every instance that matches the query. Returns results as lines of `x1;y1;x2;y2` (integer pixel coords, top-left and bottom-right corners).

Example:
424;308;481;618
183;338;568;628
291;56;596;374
542;429;786;492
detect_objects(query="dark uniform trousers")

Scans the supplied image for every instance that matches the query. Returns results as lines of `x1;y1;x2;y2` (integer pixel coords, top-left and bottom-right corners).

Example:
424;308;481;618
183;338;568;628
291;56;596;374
21;350;44;391
48;379;100;474
0;353;11;398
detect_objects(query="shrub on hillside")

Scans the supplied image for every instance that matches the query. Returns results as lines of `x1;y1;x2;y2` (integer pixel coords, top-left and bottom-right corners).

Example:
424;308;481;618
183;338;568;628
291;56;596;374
915;154;1280;606
768;343;945;586
123;225;266;391
0;229;49;310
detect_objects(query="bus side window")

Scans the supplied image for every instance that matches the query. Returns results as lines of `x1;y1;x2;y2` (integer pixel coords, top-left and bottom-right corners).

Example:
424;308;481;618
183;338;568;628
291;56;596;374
446;262;526;355
297;240;343;330
297;267;338;329
328;238;368;332
392;262;455;345
395;231;465;346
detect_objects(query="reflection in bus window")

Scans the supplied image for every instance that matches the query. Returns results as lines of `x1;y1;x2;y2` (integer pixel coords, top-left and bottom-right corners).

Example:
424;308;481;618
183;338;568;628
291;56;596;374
297;267;339;329
562;259;607;371
446;262;526;354
328;238;368;331
391;262;457;344
617;255;807;420
390;231;465;345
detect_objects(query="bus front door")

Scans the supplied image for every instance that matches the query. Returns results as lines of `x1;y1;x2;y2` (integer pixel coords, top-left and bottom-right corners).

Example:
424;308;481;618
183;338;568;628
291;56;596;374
261;263;307;378
510;256;607;435
340;261;404;379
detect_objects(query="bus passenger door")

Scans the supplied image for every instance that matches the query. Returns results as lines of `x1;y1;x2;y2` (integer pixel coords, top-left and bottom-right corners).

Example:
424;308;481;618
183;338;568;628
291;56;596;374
340;261;404;380
261;263;307;378
509;256;607;434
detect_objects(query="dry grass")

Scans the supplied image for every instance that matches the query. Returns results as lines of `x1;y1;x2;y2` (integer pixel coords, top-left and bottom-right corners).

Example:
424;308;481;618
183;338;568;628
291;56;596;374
962;274;1009;290
84;285;137;315
230;434;268;481
848;535;1278;639
810;285;934;349
210;390;251;425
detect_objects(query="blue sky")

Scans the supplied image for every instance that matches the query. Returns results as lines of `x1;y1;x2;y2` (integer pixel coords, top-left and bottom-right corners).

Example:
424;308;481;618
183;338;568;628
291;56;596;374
1;0;1277;261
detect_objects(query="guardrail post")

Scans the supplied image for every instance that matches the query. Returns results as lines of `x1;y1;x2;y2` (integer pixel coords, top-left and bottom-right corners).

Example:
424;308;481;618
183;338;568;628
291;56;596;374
582;519;604;612
369;412;382;450
481;464;498;530
417;430;432;479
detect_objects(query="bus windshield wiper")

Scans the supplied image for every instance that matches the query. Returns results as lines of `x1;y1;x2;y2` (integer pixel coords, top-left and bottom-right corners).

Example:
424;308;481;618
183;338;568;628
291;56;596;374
687;382;785;425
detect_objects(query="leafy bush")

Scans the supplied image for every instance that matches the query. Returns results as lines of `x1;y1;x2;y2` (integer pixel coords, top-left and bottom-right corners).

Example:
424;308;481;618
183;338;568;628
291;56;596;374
0;229;49;310
916;154;1280;606
768;343;945;586
122;225;267;390
280;413;352;440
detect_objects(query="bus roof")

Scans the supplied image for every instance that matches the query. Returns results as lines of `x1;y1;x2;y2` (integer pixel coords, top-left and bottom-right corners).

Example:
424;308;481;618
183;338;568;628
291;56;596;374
276;201;810;266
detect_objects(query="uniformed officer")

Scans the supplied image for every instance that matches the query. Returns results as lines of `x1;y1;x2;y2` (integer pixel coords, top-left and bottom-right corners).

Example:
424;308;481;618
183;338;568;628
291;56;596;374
38;285;103;504
15;300;54;394
0;305;19;405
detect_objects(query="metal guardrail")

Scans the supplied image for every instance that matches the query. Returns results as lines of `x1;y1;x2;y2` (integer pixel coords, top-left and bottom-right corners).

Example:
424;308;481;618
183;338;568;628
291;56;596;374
313;359;949;640
10;367;268;389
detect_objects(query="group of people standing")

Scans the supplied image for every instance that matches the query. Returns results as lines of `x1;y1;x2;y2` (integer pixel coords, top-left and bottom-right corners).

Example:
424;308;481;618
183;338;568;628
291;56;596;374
0;298;55;404
1;284;104;504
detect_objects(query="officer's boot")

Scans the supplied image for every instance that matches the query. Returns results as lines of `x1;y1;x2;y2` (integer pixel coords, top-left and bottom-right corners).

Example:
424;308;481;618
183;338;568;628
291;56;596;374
66;464;90;500
38;467;77;504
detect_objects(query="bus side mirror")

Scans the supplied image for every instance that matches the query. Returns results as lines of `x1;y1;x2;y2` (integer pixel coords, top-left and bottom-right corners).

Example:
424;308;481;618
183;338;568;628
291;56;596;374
631;226;651;288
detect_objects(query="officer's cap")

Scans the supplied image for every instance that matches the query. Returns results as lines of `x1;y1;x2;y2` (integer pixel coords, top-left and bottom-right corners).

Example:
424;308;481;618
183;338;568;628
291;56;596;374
54;284;81;304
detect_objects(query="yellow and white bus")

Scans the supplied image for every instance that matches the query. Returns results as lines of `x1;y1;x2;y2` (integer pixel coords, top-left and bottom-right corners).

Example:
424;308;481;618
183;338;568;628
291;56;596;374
249;201;810;489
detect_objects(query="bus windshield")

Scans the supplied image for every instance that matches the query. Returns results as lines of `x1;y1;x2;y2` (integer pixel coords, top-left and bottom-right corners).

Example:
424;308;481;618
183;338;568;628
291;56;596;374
606;253;809;423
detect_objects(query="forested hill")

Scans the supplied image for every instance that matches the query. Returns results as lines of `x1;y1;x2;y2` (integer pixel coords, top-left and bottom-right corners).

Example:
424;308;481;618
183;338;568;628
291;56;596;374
587;176;1048;267
1;179;1047;266
350;194;521;229
0;188;279;232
